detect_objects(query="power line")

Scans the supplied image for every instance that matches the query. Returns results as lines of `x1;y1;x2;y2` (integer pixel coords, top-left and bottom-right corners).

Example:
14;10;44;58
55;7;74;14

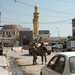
39;18;72;24
1;0;75;17
2;7;75;19
14;0;34;7
55;0;75;4
12;0;75;15
1;18;72;24
39;7;75;15
1;0;73;25
1;7;33;16
39;14;75;17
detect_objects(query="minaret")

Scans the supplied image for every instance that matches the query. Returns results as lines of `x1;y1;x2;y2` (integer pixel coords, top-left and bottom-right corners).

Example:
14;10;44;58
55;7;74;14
33;5;39;35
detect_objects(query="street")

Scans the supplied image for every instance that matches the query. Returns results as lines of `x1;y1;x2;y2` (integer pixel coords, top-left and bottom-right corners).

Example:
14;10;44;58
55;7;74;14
3;47;57;75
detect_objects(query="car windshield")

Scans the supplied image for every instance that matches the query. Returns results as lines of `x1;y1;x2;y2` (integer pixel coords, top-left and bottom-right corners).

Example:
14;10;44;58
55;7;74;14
70;56;75;73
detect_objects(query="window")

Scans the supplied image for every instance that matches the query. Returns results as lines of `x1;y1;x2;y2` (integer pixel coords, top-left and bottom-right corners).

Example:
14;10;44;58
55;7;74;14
70;56;75;73
6;31;8;35
47;55;65;74
12;31;15;35
39;30;50;34
3;31;5;35
73;23;75;27
47;56;58;69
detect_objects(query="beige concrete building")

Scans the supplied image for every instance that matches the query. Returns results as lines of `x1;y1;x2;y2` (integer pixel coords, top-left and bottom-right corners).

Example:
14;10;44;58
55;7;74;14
0;24;22;46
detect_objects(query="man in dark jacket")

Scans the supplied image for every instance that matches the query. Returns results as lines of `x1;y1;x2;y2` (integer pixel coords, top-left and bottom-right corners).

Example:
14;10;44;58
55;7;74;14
31;43;38;65
39;42;47;64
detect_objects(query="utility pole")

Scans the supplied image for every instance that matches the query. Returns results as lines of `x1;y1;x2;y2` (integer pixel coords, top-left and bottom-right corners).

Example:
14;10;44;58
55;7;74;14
0;4;3;27
0;4;1;26
0;12;1;26
56;27;60;41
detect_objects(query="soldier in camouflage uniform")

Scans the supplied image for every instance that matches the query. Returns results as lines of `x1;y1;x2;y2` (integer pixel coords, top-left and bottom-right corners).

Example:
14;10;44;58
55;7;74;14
31;43;38;65
39;42;47;64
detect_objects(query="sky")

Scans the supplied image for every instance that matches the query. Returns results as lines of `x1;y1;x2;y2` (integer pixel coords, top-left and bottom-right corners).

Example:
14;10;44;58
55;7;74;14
1;0;75;37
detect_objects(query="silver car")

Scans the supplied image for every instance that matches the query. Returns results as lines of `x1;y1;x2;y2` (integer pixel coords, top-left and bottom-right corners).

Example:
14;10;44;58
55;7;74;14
40;52;75;75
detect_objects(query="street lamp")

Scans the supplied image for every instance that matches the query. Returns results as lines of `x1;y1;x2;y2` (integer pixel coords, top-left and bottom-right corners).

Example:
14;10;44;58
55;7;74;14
0;4;1;26
56;27;60;40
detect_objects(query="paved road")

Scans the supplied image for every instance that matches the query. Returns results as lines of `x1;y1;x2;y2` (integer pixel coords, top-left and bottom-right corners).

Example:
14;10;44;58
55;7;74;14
4;48;57;75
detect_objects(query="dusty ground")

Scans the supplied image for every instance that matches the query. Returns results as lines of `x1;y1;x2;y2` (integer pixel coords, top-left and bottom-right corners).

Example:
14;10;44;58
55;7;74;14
5;49;56;75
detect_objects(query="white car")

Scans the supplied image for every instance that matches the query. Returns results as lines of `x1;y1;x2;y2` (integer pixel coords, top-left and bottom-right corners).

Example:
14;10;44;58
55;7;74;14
40;52;75;75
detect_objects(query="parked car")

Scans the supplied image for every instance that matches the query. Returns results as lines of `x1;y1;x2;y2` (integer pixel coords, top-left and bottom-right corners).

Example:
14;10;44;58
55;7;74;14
52;43;63;49
40;52;75;75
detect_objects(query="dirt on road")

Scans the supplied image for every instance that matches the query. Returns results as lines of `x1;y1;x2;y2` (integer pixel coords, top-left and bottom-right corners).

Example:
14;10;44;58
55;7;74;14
6;50;56;75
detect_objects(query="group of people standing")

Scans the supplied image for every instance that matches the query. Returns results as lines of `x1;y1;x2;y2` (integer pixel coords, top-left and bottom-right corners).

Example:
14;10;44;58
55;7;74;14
31;42;47;65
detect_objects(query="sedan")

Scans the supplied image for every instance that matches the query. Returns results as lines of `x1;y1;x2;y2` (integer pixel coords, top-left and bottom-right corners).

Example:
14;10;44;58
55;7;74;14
40;52;75;75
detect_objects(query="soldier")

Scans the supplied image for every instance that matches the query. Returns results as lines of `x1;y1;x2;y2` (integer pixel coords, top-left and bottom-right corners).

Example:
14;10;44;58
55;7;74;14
39;42;47;64
31;43;38;65
40;43;47;64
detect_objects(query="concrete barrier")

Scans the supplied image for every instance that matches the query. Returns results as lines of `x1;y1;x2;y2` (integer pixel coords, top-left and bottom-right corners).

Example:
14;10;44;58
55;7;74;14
13;46;22;52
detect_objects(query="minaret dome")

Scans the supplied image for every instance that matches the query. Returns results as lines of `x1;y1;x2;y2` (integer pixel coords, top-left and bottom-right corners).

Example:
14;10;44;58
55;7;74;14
35;5;38;13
